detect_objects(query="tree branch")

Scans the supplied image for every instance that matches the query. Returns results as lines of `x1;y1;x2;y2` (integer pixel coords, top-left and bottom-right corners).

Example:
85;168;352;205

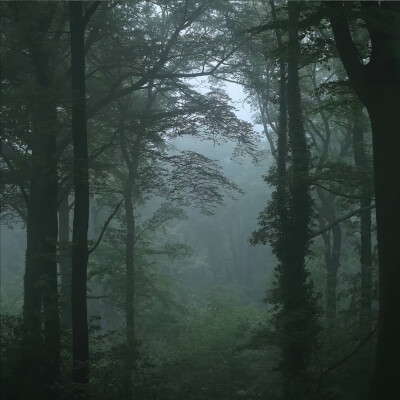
83;1;101;28
315;325;378;395
88;199;123;255
309;204;376;239
328;2;369;103
312;182;375;201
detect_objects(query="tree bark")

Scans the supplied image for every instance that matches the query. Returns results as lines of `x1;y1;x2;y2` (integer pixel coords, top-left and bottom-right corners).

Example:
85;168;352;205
119;108;141;397
271;0;288;228
320;227;341;321
367;94;400;399
278;3;318;399
123;178;136;399
316;188;342;320
23;102;59;397
70;1;90;389
22;14;60;396
352;114;373;334
276;57;288;234
326;223;341;319
329;3;400;397
124;178;136;350
58;191;72;329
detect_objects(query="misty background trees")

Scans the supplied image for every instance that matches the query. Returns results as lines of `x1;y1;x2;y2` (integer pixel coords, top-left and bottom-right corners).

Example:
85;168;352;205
1;1;398;399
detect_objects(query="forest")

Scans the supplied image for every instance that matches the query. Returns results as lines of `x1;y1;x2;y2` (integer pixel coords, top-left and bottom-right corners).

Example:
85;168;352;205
1;1;399;399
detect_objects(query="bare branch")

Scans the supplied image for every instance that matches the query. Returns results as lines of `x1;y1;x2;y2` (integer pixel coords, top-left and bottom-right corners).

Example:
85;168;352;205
315;325;378;395
312;182;375;201
310;204;376;239
88;199;123;255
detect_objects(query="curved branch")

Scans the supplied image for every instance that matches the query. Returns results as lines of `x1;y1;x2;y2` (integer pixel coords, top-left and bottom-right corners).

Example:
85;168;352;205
315;325;378;395
88;198;123;255
83;1;101;28
328;2;369;103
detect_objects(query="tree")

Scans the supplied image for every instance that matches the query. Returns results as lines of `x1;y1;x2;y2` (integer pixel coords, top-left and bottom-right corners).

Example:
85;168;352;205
58;189;72;329
69;0;100;390
252;2;320;398
1;4;62;397
352;108;373;334
328;2;400;398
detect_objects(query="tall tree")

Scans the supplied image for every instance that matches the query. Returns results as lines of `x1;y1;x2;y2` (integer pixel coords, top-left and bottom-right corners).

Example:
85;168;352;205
252;2;319;398
58;189;72;329
3;4;63;397
328;2;400;398
117;97;148;397
281;3;318;398
69;0;99;389
352;109;373;334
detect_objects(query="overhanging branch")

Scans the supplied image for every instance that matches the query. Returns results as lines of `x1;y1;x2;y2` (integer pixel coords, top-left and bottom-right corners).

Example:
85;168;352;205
310;204;376;239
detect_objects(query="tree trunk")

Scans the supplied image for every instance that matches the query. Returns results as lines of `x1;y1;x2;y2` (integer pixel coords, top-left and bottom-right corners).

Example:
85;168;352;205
23;197;43;398
329;4;400;397
278;3;318;399
367;93;400;399
352;115;373;334
23;111;59;395
119;110;141;396
316;188;342;320
58;191;72;329
271;0;288;231
70;1;90;389
326;224;341;319
124;178;136;350
276;58;288;234
22;43;60;400
122;177;136;397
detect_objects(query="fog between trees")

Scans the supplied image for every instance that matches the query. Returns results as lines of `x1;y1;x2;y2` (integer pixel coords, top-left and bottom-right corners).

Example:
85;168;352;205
1;1;399;399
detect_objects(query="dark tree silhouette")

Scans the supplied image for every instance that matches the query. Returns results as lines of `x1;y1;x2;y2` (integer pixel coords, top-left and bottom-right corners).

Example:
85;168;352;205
329;2;400;397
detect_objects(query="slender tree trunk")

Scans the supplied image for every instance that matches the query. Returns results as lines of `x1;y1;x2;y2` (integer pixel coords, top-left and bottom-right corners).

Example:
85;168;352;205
118;86;155;396
119;112;141;396
352;114;373;334
70;1;90;389
121;161;139;400
325;251;338;319
326;224;341;319
122;176;136;399
316;189;342;320
276;58;288;230
23;196;43;398
58;191;72;329
124;178;136;350
228;223;241;284
41;104;60;392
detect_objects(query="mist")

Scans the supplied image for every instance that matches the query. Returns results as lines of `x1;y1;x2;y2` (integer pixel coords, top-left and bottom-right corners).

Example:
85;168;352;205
1;1;398;399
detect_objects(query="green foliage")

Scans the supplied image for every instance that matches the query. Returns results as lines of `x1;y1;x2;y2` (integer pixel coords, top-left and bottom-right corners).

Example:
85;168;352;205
0;313;22;399
136;288;280;400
